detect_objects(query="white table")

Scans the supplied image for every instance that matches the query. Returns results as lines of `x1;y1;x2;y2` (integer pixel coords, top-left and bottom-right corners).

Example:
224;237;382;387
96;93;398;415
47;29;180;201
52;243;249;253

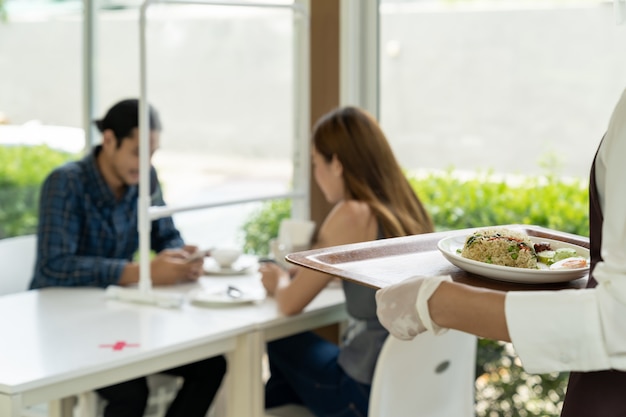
172;273;348;417
0;274;347;417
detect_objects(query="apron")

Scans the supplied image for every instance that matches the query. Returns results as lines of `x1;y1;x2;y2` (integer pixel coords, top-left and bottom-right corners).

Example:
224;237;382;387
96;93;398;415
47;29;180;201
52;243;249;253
560;138;626;416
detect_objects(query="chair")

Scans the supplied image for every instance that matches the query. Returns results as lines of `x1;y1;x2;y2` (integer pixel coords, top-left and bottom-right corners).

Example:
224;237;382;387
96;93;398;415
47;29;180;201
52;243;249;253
0;235;58;417
0;234;37;296
368;330;477;417
74;374;182;417
265;404;315;417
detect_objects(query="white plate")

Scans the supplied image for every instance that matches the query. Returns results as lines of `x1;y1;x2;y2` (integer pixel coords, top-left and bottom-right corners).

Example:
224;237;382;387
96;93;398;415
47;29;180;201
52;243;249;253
437;235;590;284
188;288;266;306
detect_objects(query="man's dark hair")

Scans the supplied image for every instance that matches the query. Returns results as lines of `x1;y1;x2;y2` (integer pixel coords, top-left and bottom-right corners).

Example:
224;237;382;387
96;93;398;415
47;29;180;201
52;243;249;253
94;99;162;148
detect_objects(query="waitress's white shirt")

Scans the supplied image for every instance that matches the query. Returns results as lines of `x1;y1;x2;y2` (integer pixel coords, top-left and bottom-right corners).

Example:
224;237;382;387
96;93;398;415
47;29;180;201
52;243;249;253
505;88;626;374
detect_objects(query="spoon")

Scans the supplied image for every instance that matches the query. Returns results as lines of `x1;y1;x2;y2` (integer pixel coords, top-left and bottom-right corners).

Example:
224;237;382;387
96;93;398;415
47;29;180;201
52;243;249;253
226;285;243;299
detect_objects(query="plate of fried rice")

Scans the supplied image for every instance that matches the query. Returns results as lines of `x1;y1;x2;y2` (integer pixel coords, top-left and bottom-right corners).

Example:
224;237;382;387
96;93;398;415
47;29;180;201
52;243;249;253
437;227;590;283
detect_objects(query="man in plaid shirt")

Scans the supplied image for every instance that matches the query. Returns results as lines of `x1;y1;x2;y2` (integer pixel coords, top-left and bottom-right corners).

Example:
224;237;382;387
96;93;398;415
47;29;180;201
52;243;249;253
30;98;226;417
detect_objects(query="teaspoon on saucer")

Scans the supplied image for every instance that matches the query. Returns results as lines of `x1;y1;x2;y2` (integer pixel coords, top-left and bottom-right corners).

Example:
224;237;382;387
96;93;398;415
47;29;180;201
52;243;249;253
226;285;243;299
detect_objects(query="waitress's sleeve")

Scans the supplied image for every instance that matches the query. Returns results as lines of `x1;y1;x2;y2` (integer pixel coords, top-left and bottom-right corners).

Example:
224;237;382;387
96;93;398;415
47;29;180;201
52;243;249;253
505;289;613;374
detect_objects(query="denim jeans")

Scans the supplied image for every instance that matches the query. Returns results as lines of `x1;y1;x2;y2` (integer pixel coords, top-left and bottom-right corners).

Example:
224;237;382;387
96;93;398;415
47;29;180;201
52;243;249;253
265;331;371;417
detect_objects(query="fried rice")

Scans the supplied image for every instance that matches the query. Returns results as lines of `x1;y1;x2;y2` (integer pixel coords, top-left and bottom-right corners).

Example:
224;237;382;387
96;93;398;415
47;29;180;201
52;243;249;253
461;227;538;269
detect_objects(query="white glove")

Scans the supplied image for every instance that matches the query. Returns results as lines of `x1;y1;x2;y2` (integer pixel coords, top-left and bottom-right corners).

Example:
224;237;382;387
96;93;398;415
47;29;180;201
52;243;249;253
375;275;452;340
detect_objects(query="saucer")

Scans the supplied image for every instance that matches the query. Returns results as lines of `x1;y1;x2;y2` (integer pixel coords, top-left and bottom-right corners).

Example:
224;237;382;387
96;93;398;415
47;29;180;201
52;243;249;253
204;265;255;276
203;255;257;276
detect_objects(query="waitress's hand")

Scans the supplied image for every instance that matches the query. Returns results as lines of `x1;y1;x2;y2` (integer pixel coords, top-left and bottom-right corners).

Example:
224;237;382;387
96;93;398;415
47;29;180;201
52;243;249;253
375;275;451;340
259;261;290;296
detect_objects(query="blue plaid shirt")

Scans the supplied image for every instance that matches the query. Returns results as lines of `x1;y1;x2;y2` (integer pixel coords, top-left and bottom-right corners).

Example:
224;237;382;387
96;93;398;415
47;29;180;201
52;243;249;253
30;146;184;289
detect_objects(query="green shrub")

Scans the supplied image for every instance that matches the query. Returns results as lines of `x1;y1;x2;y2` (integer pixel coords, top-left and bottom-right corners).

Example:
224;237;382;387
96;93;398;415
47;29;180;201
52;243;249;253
0;0;6;21
241;168;589;417
410;168;588;237
241;169;589;253
241;199;292;256
0;145;77;238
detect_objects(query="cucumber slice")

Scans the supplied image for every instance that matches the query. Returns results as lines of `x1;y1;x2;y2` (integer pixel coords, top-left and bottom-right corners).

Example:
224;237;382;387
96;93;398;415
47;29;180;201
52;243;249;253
537;250;556;265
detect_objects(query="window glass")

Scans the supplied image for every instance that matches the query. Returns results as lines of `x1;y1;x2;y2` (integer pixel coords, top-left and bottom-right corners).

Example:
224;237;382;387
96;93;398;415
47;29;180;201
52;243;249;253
380;0;626;179
0;1;296;247
0;0;83;239
96;4;296;247
379;2;626;415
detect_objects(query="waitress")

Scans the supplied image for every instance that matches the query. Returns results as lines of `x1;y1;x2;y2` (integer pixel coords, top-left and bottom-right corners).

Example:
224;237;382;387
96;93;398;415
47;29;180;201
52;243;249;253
375;86;626;416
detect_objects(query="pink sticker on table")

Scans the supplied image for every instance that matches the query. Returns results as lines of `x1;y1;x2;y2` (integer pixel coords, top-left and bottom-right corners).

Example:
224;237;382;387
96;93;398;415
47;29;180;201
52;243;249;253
99;341;140;351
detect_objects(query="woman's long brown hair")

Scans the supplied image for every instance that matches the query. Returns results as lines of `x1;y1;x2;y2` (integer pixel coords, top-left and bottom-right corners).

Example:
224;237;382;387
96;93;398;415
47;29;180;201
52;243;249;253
312;106;434;238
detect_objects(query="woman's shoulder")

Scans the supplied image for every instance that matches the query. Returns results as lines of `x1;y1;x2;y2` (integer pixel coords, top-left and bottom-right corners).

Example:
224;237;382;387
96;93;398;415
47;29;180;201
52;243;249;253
329;200;372;221
319;200;377;245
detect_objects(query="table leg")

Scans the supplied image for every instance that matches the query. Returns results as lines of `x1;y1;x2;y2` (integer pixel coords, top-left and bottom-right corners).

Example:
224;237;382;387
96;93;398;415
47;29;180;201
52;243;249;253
0;393;22;417
48;397;76;417
227;330;264;417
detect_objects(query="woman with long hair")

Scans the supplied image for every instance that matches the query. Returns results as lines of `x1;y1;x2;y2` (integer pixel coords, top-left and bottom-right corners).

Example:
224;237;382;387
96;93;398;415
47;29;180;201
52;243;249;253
260;106;434;417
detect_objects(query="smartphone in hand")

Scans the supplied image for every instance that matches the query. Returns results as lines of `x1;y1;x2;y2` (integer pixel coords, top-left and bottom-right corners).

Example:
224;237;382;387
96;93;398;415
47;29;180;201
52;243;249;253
185;249;210;263
258;257;279;265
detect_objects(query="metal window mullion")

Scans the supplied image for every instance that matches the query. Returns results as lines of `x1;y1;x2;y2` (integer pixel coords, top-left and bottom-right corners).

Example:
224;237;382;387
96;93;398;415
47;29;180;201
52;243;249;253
339;0;379;118
148;191;307;221
138;0;153;292
82;0;98;152
290;0;310;221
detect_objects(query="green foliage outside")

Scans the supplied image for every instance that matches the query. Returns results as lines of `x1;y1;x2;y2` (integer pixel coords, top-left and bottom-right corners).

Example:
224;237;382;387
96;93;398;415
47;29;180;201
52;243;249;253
240;167;589;417
0;145;76;238
409;168;589;237
241;199;292;256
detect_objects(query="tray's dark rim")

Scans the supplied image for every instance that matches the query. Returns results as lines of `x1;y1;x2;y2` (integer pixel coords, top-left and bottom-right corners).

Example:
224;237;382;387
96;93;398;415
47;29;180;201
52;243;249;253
285;224;590;290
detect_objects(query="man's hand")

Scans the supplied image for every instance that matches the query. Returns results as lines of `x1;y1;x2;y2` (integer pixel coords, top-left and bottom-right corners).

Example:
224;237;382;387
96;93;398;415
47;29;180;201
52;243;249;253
182;246;210;264
150;249;203;285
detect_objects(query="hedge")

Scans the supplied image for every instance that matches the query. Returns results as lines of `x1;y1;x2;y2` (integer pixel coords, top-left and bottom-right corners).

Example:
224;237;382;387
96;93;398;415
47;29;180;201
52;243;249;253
0;145;76;238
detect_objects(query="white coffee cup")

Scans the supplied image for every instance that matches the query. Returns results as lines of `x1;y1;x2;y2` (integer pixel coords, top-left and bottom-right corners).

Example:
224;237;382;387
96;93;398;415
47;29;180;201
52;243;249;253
269;219;315;268
277;219;316;249
211;247;242;269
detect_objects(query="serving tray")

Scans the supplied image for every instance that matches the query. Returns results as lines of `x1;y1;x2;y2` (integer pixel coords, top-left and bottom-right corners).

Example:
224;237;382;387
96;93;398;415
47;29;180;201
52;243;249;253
285;224;590;291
